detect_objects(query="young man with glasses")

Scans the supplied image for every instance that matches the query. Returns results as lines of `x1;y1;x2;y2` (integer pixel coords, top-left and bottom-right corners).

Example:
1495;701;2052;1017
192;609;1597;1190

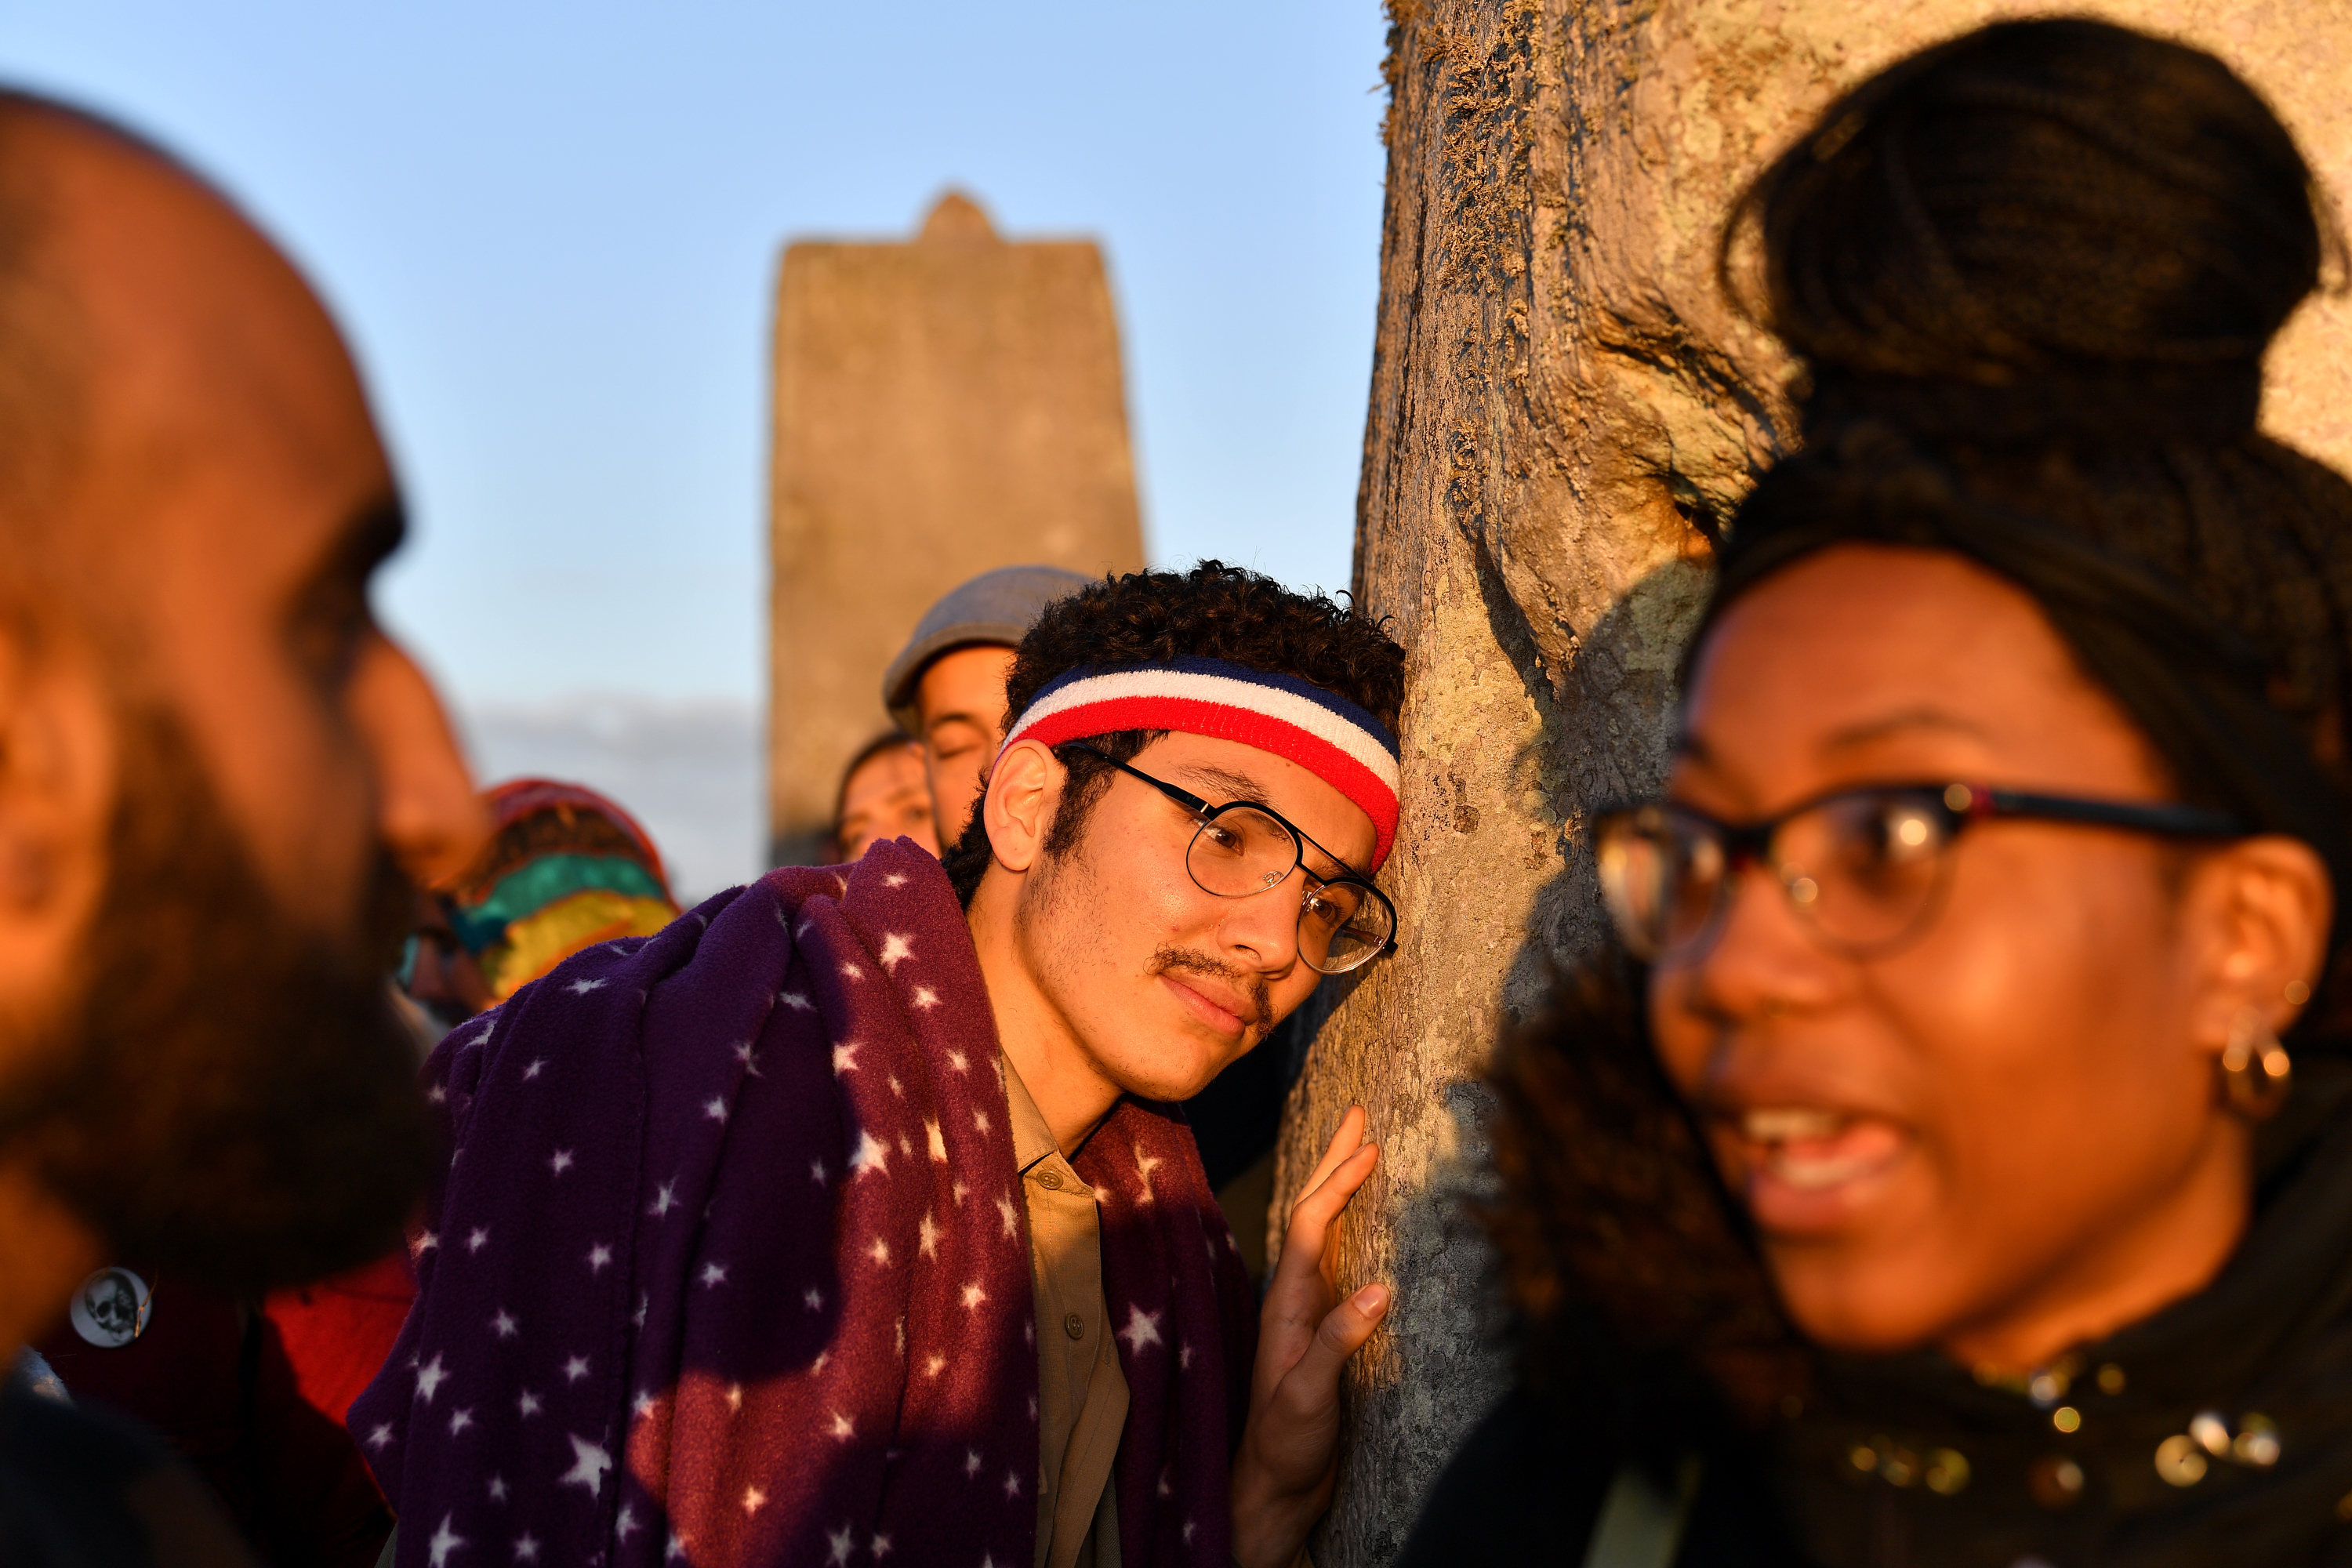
360;564;1405;1568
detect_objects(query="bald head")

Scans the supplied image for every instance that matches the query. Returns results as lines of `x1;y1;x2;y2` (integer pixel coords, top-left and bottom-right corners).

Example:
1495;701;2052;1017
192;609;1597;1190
0;96;393;646
0;90;488;1322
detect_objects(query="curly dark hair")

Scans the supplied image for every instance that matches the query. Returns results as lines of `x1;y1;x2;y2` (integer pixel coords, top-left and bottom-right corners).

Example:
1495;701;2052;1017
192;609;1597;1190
1490;16;2352;1450
940;561;1405;906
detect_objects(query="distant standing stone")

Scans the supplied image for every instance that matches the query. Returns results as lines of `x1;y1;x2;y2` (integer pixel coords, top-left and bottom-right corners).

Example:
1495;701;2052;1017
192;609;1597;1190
768;191;1145;866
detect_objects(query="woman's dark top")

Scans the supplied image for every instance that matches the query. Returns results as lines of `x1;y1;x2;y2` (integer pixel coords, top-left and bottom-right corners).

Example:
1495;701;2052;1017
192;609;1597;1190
1404;1066;2352;1566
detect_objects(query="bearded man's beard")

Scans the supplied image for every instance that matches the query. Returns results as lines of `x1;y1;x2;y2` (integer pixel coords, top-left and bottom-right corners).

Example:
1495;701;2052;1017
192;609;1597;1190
0;707;433;1291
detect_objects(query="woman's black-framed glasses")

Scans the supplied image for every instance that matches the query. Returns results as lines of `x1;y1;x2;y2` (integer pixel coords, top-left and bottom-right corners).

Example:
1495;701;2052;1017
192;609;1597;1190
1595;782;2243;962
1063;743;1398;974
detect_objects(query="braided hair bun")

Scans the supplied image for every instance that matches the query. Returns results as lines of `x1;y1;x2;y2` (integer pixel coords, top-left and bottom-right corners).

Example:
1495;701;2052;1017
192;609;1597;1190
1722;16;2352;795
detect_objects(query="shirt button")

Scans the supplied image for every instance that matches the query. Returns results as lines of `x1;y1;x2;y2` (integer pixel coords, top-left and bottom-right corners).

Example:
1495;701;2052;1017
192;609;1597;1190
1036;1169;1064;1190
1064;1312;1085;1340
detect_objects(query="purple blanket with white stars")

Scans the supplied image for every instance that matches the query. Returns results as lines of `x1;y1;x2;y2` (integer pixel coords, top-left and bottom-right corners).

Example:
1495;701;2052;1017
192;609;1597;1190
351;839;1258;1568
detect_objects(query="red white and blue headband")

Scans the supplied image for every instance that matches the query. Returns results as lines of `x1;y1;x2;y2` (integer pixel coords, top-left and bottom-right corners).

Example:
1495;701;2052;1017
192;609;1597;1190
999;656;1403;871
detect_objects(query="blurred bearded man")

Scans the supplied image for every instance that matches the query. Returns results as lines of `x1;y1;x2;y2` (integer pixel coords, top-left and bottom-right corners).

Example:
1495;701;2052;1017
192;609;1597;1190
0;93;485;1564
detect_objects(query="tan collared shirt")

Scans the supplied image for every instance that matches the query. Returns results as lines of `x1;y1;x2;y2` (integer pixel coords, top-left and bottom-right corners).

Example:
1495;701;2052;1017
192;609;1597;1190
1003;1056;1128;1568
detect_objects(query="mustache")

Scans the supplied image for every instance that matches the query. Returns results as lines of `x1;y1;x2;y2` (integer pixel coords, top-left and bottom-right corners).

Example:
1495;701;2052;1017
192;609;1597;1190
1148;946;1273;1031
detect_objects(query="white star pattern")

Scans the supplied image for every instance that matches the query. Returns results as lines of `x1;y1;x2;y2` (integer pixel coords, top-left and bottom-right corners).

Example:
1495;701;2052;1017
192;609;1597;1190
563;1356;590;1383
702;1095;729;1123
517;1389;542;1418
427;1082;447;1105
648;1182;677;1218
832;1040;860;1075
549;1149;574;1176
521;1058;545;1080
965;1449;983;1478
926;1120;947;1161
872;1534;893;1559
883;872;909;887
734;1041;762;1076
665;1534;688;1563
829;1410;855;1440
725;1383;744;1411
810;1159;828;1185
1157;1468;1173;1499
805;1287;824;1311
466;1227;490;1254
840;962;864;980
945;1049;967;1073
924;1354;947;1377
896;1132;913;1160
410;1231;439;1260
781;990;812;1011
913;986;940;1009
616;1505;641;1541
586;1243;613;1274
868;1236;891;1265
851;1129;891;1177
878;932;913;971
953;1179;970;1206
996;1193;1019;1238
887;1073;903;1098
742;1486;768;1515
1134;1144;1164;1204
568;977;606;995
633;1294;649;1327
1181;1341;1196;1370
1004;1470;1022;1499
918;1212;941;1259
1183;1519;1198;1545
426;1514;465;1568
557;1434;612;1497
827;1524;855;1566
701;1261;729;1287
1119;1304;1164;1353
961;1283;988;1309
415;1354;448;1404
365;1423;393;1451
513;1533;539;1563
448;1406;474;1435
633;1391;657;1420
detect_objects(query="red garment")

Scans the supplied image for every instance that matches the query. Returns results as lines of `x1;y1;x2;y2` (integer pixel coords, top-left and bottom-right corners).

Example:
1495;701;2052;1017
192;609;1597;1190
35;1265;396;1568
263;1251;416;1427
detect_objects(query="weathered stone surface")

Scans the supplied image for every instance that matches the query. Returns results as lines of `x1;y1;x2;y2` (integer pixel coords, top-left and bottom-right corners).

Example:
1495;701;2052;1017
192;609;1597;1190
768;192;1145;865
1275;4;2352;1562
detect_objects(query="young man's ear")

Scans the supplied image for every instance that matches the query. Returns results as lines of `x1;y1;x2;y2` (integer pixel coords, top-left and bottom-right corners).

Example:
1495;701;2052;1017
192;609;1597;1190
2183;833;2333;1054
980;739;1062;876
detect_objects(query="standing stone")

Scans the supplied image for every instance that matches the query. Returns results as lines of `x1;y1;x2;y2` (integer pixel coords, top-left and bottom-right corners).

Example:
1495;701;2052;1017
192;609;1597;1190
1276;3;2352;1563
768;191;1146;866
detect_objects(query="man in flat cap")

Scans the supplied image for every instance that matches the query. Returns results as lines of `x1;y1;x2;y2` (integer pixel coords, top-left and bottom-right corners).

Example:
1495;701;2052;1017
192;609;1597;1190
882;564;1091;849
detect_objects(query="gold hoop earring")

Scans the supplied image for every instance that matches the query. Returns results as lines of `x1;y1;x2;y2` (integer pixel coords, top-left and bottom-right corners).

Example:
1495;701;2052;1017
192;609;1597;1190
2221;1006;2292;1120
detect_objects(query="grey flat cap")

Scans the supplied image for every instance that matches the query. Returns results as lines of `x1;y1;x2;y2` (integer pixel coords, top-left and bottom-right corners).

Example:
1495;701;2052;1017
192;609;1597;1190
883;564;1094;732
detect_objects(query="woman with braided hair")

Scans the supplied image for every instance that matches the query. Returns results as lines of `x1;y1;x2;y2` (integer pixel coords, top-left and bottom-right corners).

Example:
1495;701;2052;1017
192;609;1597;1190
1401;19;2352;1568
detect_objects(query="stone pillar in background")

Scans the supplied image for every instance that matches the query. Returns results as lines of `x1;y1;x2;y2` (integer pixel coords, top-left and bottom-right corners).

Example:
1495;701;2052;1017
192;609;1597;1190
1278;3;2352;1562
768;191;1146;866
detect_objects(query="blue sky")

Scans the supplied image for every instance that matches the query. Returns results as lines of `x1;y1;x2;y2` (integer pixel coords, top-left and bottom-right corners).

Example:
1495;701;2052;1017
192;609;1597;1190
1;1;1389;709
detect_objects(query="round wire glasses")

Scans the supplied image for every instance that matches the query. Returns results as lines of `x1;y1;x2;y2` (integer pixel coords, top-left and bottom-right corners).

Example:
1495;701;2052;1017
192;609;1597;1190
1595;782;2242;962
1064;743;1398;974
